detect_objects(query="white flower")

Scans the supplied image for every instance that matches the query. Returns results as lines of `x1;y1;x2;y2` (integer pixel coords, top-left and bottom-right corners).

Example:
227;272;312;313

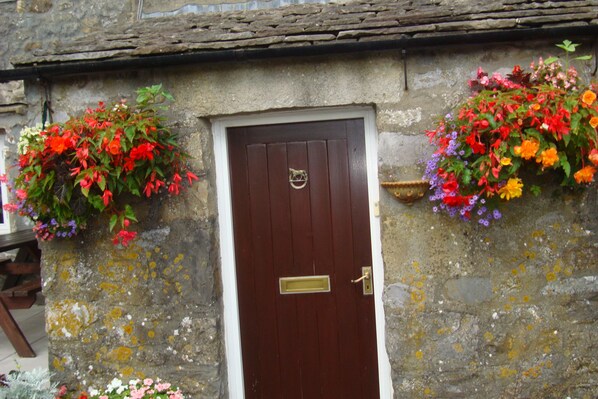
89;388;99;396
107;377;124;391
17;124;43;154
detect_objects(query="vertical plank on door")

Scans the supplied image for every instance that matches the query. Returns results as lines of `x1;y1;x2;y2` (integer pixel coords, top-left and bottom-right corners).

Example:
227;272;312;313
287;142;322;398
307;140;342;398
267;142;301;399
328;137;364;398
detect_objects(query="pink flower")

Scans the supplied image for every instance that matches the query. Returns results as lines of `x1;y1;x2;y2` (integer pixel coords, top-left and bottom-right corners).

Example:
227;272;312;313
156;382;172;392
3;203;18;212
0;174;7;183
16;189;27;200
130;388;147;399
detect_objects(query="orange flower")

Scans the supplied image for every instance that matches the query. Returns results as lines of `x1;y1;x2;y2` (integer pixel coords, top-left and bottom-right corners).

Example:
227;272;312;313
517;139;539;160
537;147;559;168
582;90;597;106
590;116;598;129
573;165;596;184
107;137;121;155
589;149;598;166
48;135;69;155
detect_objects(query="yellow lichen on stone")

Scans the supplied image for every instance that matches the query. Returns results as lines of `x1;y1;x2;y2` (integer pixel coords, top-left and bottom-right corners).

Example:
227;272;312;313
507;349;519;360
522;363;545;378
452;343;464;353
60;270;70;281
545;272;557;282
173;254;184;264
411;290;425;303
483;332;494;342
100;281;124;295
52;356;67;371
147;330;155;338
47;299;94;338
524;250;536;260
499;367;517;378
120;366;135;377
415;350;424;360
104;307;124;329
553;261;562;273
109;346;133;363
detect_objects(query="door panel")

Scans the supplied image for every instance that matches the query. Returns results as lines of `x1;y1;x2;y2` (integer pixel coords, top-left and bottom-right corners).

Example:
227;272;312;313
228;119;379;399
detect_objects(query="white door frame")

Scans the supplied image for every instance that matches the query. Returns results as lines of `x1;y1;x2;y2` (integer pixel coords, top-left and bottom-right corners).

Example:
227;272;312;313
213;107;392;398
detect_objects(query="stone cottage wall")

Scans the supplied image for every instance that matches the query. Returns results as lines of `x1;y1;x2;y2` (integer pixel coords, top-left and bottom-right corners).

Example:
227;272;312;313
12;42;598;398
0;0;136;71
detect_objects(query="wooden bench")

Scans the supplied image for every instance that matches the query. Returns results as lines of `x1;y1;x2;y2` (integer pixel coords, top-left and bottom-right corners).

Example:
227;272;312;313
0;274;42;309
0;231;42;358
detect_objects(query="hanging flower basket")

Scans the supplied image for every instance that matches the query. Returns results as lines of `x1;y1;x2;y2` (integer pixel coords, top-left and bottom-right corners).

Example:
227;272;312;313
2;85;198;246
424;41;598;226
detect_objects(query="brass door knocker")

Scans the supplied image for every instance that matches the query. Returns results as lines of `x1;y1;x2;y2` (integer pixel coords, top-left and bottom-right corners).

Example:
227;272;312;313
289;168;308;190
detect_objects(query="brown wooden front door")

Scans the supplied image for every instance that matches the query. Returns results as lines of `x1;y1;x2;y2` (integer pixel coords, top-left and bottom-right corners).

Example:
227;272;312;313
228;119;379;399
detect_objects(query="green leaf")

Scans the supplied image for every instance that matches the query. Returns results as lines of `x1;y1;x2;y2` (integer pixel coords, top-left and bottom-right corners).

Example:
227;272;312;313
556;40;579;53
560;159;571;177
109;214;118;232
125;126;136;143
88;194;105;211
461;169;472;186
97;178;106;191
574;55;592;61
81;186;90;197
529;185;542;196
124;205;138;222
544;56;559;65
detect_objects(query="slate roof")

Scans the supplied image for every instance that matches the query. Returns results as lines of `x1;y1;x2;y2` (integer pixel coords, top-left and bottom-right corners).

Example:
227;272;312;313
12;0;598;66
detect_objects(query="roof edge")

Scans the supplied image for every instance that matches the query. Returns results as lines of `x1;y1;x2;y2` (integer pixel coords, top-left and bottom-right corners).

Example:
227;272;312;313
1;25;597;83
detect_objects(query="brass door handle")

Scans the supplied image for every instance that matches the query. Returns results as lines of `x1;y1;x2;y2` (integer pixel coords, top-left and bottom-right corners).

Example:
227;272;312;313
351;270;370;283
351;267;373;295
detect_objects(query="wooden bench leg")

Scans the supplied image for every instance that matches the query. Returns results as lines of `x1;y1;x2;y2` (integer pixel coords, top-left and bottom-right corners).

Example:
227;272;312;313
0;297;35;357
